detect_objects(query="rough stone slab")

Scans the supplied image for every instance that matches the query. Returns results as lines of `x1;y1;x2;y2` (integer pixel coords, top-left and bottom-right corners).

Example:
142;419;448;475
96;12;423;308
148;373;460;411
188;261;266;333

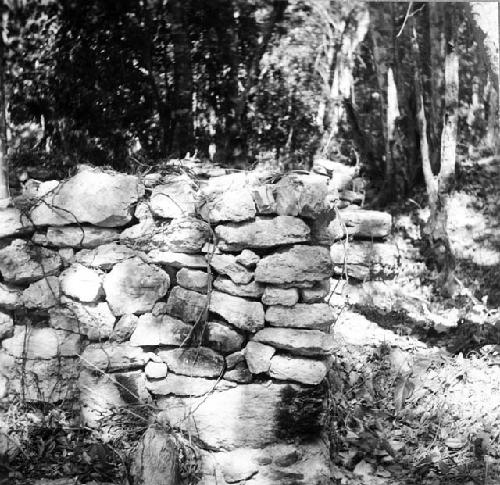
244;341;275;374
130;313;193;347
209;291;265;332
210;254;253;284
330;241;398;280
29;166;144;227
224;362;252;383
165;286;207;324
255;245;333;285
0;311;13;340
275;173;328;218
145;361;168;379
213;277;264;299
216;216;310;252
60;264;102;302
235;249;260;268
2;326;80;359
49;298;115;341
147;374;234;397
0;239;61;284
177;268;210;294
0;207;33;239
262;287;298;307
119;218;156;245
198;188;256;223
270;355;328;385
265;303;335;331
204;321;245;355
33;226;120;248
111;314;139;343
81;342;148;372
252;184;277;215
253;327;333;357
300;279;330;303
148;250;207;269
156;383;289;449
75;242;139;269
158;347;224;378
0;283;21;309
150;218;210;254
150;175;197;219
22;276;60;309
103;257;169;315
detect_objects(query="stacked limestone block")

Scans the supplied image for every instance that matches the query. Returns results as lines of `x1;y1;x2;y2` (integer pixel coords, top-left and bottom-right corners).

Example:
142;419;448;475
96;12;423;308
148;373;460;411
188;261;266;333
0;166;335;483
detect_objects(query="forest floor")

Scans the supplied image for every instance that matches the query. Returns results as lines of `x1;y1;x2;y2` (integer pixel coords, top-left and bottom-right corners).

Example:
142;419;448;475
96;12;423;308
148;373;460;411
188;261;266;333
329;154;500;484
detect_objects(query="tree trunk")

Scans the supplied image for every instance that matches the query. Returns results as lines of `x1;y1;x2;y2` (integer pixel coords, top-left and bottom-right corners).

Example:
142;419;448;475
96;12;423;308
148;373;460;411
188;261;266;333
169;0;195;158
0;0;8;203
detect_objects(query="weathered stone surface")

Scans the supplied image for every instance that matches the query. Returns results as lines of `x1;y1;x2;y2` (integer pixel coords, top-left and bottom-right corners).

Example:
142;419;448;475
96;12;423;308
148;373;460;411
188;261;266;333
0;207;33;239
157;383;288;449
265;303;334;331
60;264;102;302
150;218;210;254
75;242;139;269
80;370;148;427
253;327;333;357
22;276;60;309
176;268;210;293
58;248;74;266
224;362;252;383
226;350;245;369
210;254;253;284
130;313;192;347
209;291;265;332
213;277;264;298
33;226;120;248
130;426;180;485
244;341;275;374
147;374;234;397
2;326;80;359
150;175;197;219
199;171;268;193
148;250;207;268
0;283;21;309
111;314;139;342
152;302;168;316
216;216;310;252
269;355;328;385
236;249;260;268
0;311;13;340
49;299;115;341
330;241;398;280
81;342;148;372
158;347;224;378
205;321;245;355
103;258;169;316
262;287;298;307
255;245;333;285
119;218;156;245
0;239;61;284
198;188;256;223
10;357;79;403
252;184;277;214
145;361;168;379
300;279;330;303
30;166;144;227
165;286;207;324
275;173;328;218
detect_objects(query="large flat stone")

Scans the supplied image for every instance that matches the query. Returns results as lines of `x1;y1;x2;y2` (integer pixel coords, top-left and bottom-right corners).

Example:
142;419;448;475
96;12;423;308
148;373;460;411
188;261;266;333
330;209;391;239
255;245;332;285
147;374;234;397
216;216;310;252
0;239;61;284
213;277;264;298
75;242;140;269
148;251;207;269
150;218;210;254
165;286;207;324
30;166;144;227
209;291;265;332
176;268;210;294
158;347;224;378
198;188;256;223
210;254;253;284
253;327;333;357
130;313;192;347
150;175;197;219
262;287;298;306
60;264;102;302
269;355;328;385
33;226;120;248
81;342;148;372
22;276;60;309
103;258;169;315
0;207;33;239
265;303;335;331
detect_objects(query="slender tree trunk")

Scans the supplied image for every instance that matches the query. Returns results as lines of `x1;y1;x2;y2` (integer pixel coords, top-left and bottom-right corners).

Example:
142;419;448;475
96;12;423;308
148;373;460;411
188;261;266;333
0;0;8;203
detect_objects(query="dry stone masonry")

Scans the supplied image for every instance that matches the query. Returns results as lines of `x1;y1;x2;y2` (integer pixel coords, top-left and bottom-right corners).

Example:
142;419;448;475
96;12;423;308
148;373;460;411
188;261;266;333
0;162;396;484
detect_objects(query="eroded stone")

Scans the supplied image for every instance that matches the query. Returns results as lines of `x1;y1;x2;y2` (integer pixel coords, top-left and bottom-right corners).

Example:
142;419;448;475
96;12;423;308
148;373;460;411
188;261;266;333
209;291;264;332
